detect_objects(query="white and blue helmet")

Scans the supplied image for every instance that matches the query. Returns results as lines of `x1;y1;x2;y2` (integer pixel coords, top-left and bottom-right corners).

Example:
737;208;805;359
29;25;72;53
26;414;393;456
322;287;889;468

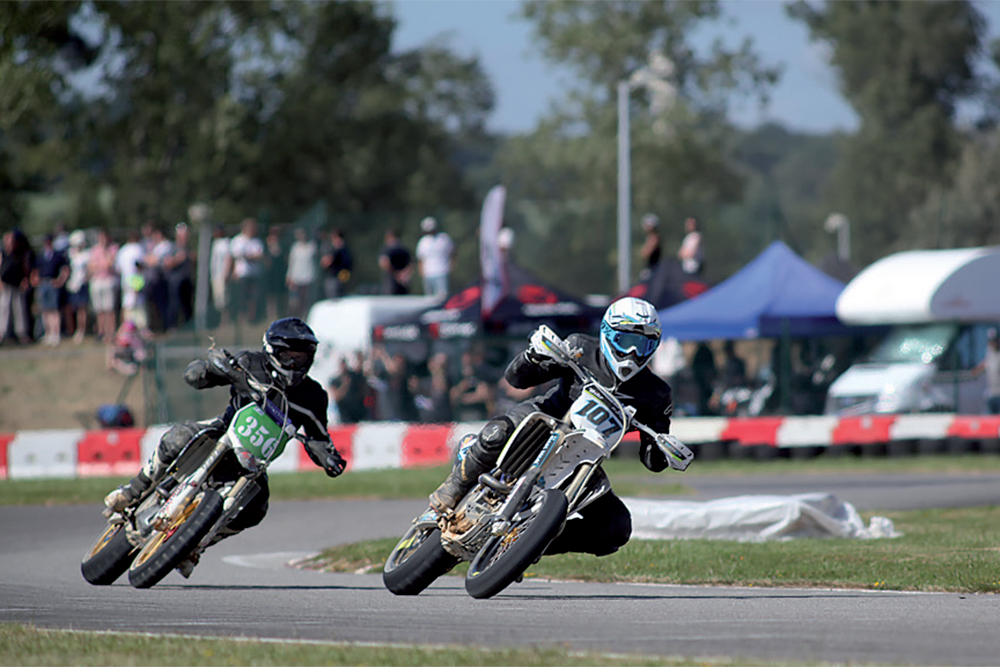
599;297;662;382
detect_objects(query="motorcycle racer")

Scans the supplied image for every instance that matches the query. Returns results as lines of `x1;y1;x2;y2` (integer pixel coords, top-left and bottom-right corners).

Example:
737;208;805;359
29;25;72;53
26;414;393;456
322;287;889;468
429;297;687;557
103;317;346;575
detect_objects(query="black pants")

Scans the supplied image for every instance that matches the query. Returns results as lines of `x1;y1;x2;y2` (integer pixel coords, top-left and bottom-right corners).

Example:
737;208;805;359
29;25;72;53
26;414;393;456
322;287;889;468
158;421;269;533
544;490;632;557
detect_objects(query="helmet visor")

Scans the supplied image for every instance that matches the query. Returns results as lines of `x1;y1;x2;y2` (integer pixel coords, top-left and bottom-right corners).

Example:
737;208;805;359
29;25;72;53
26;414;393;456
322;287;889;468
274;347;313;371
604;325;658;358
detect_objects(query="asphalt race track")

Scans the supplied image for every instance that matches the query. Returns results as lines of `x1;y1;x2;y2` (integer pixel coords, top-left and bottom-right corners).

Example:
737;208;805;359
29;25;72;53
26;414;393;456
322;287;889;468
3;473;1000;666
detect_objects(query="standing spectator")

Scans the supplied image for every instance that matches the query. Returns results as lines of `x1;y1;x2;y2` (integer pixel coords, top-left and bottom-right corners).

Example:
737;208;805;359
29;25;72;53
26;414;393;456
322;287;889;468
64;230;91;344
31;234;69;346
639;213;662;280
142;225;173;333
265;226;287;319
209;224;231;326
328;354;369;424
52;222;70;254
449;350;495;422
691;342;717;416
88;229;119;341
378;229;412;295
415;216;454;298
369;344;417;421
286;228;318;319
116;230;147;331
678;216;704;276
973;328;1000;414
0;230;33;345
163;223;194;330
415;351;454;423
320;229;353;300
229;217;264;324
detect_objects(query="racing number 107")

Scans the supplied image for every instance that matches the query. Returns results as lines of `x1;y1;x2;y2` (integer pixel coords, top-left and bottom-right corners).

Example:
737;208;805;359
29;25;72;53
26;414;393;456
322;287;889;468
575;399;622;436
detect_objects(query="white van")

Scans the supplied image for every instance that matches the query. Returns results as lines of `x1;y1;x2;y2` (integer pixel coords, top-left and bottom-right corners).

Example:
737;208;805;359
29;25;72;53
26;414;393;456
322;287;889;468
825;246;1000;415
305;295;441;385
825;322;995;414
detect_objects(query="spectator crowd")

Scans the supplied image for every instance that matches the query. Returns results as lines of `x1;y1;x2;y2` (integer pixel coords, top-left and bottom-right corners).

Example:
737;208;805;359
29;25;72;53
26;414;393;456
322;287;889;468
0;213;459;350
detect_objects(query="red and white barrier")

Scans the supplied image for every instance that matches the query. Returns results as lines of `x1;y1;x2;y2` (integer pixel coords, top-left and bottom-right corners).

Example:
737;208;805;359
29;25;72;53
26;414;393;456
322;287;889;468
1;414;999;480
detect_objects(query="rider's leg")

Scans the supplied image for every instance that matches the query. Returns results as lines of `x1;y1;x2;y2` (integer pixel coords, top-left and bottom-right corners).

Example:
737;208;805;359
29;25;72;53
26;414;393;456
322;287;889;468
176;472;270;578
104;421;201;512
429;416;514;511
543;490;632;557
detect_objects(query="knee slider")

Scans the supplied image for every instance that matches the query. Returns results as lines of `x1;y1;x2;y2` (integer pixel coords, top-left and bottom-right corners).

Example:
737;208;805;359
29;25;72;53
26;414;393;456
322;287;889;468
159;422;200;460
479;416;514;456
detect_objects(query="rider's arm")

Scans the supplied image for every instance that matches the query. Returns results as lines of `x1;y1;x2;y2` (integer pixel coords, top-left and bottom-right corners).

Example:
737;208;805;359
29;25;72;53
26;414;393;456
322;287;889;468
636;377;674;473
182;357;231;389
505;331;582;389
295;381;346;477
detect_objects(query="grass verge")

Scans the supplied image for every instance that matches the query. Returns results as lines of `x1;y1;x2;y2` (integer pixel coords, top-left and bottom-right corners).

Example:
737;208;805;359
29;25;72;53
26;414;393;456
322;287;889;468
6;453;1000;506
0;461;691;506
301;505;1000;594
0;624;803;667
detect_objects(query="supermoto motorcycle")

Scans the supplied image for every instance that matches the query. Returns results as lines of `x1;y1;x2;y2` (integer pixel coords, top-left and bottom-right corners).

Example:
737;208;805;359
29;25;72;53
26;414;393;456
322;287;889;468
382;325;694;599
81;352;298;589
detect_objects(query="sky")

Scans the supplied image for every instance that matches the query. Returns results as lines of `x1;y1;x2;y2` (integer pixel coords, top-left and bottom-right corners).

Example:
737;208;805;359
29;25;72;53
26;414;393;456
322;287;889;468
389;0;1000;135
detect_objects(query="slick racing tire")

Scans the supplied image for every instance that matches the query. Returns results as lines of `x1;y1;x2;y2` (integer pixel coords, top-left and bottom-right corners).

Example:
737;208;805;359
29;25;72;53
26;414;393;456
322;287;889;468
383;525;459;596
81;523;138;586
465;488;568;600
127;488;224;589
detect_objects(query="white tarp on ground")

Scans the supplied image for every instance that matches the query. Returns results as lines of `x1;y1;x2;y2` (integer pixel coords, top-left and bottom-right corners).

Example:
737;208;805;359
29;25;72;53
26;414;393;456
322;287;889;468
623;493;901;542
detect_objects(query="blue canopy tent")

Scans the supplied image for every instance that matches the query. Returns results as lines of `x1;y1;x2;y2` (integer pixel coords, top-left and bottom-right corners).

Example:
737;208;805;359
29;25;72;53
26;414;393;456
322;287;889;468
656;240;853;341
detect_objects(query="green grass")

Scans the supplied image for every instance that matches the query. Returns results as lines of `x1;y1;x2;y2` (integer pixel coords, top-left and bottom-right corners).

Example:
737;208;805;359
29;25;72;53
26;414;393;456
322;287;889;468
303;505;1000;594
0;461;692;506
6;451;1000;506
1;624;757;667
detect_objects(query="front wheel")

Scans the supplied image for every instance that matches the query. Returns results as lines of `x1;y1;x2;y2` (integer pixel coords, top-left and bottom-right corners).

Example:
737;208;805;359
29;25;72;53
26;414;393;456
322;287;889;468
383;523;459;596
465;488;568;600
81;523;138;585
127;488;224;589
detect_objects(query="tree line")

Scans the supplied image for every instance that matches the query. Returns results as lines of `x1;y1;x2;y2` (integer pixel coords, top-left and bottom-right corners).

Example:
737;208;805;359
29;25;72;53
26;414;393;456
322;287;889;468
3;0;1000;297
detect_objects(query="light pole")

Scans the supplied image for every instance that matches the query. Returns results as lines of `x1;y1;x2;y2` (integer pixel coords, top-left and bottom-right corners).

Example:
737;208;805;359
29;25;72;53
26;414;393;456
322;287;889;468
616;52;676;295
616;80;632;296
823;213;851;263
188;203;212;332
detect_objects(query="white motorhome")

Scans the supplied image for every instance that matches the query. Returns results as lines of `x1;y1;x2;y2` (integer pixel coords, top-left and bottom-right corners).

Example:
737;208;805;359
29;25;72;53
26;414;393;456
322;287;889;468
825;246;1000;415
305;295;441;386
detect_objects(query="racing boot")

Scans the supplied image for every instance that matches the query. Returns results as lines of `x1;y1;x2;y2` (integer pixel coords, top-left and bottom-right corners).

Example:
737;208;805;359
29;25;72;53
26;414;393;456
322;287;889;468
429;434;492;512
103;449;169;515
176;525;240;579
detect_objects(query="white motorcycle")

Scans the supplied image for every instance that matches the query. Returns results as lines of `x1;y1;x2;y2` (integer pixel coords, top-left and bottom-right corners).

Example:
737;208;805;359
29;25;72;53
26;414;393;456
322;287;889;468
383;326;693;599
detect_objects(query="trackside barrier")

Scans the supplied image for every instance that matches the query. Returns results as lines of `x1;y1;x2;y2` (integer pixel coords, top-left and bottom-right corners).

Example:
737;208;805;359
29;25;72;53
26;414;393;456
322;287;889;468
2;414;1000;480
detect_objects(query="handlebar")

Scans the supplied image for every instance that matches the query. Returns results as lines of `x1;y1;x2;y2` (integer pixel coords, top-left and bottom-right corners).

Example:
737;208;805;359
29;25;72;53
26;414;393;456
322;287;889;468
532;325;693;472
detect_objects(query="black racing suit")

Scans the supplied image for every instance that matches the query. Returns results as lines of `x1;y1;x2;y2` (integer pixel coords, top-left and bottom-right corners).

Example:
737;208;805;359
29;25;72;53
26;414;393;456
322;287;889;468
472;333;674;557
154;349;337;533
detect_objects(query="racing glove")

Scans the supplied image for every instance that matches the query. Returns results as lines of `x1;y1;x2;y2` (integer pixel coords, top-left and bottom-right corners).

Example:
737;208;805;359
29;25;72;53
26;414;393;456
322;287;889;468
305;439;347;478
525;327;561;365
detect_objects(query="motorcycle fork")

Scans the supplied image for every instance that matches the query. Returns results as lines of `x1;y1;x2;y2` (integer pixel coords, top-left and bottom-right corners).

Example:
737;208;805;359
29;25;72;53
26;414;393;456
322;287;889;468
151;439;228;530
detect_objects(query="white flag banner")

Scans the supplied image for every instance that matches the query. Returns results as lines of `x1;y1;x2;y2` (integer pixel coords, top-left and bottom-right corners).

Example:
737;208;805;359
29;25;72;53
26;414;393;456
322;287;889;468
479;185;507;317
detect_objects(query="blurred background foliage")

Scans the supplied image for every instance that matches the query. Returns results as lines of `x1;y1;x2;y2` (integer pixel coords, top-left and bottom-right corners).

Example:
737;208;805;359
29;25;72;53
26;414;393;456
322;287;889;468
4;0;1000;297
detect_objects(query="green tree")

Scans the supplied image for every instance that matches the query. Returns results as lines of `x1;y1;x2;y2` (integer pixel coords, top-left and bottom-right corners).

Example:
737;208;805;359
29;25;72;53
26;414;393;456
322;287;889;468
0;0;495;250
789;0;986;262
495;0;778;294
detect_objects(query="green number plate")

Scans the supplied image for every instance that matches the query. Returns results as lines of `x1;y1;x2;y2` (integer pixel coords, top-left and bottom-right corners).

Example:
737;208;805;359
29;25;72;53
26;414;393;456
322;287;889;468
227;404;292;464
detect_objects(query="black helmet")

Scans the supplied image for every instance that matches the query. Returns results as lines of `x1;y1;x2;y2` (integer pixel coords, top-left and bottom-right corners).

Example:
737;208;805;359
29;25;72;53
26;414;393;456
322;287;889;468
263;317;318;388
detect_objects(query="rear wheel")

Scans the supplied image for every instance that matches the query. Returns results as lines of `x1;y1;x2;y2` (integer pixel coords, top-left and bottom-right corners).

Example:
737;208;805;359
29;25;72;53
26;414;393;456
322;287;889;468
383;524;459;596
127;489;224;589
465;488;568;600
81;523;137;586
